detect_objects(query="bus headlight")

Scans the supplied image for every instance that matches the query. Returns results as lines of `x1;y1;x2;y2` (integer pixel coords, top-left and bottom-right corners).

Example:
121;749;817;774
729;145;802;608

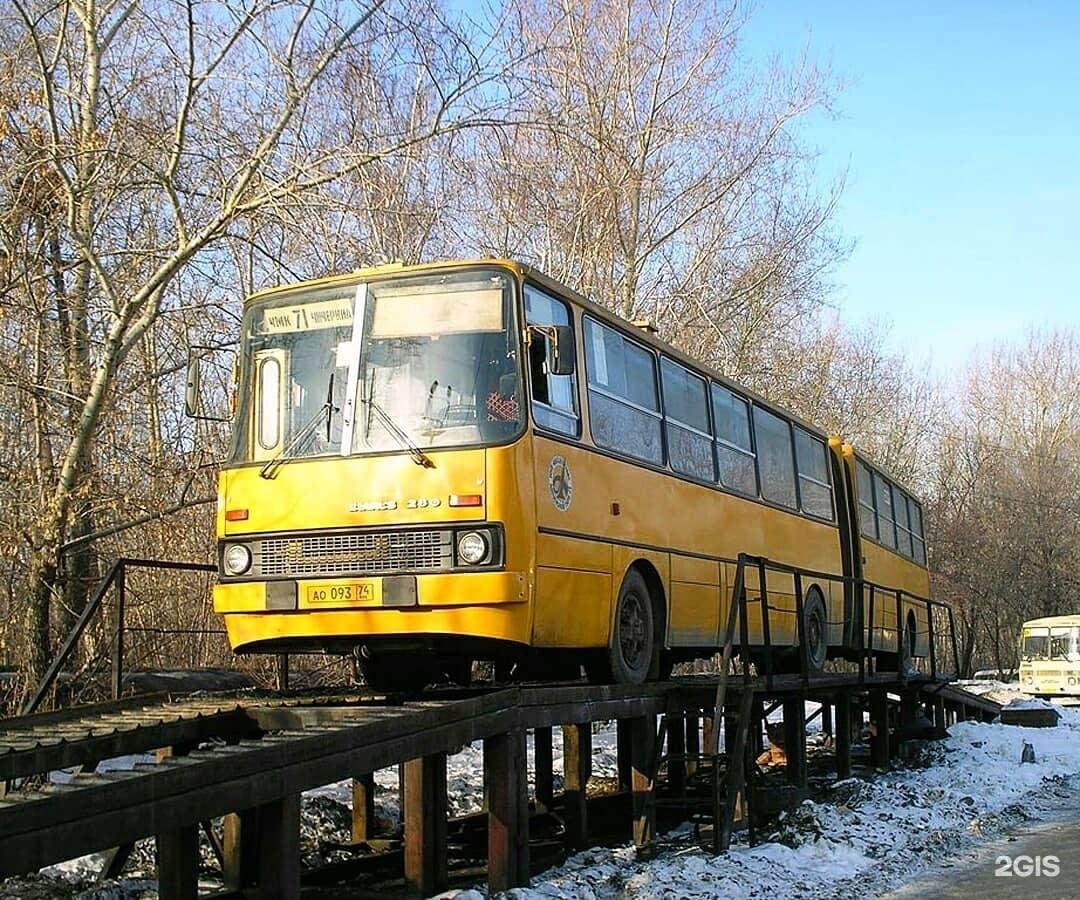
457;531;488;565
223;544;252;576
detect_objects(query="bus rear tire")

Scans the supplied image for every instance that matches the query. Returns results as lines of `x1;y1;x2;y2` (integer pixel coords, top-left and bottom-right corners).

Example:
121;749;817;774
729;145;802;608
360;656;436;693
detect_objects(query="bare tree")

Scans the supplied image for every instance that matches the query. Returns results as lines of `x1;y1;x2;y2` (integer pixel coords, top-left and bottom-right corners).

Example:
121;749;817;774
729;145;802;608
0;0;500;687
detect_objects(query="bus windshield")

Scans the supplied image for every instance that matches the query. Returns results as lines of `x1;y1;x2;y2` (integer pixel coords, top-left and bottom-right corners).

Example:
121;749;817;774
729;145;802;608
230;269;523;464
1021;626;1080;661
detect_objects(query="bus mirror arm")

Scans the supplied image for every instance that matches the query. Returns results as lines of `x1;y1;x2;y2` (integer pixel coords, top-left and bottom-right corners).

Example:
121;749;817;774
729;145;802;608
529;324;575;377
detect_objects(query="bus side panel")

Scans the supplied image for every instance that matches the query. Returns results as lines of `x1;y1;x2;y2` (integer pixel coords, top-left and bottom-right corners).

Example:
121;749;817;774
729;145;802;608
532;532;612;648
861;542;931;653
669;555;721;647
531;435;617;649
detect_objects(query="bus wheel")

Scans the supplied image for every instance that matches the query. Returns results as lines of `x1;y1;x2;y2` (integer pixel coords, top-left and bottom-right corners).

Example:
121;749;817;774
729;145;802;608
608;570;658;685
804;590;828;674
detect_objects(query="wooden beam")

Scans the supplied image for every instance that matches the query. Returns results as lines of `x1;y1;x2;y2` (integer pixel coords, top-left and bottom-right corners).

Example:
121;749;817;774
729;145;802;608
255;794;301;899
485;729;530;892
404;753;447;896
835;692;852;779
616;718;633;792
666;713;686;796
629;716;656;855
870;690;890;768
561;723;591;848
222;809;259;891
351;772;376;843
684;713;700;778
156;823;198;900
782;699;807;788
820;702;833;736
533;727;553;813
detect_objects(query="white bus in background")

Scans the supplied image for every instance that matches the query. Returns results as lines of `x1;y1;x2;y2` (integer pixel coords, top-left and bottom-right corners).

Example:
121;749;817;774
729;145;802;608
1018;615;1080;699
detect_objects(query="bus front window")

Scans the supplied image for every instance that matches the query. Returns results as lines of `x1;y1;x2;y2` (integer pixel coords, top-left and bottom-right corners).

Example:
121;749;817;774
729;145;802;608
1021;628;1050;660
231;270;522;464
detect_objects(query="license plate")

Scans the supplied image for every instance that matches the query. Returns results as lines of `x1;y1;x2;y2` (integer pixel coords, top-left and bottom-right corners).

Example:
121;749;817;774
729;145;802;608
306;580;380;605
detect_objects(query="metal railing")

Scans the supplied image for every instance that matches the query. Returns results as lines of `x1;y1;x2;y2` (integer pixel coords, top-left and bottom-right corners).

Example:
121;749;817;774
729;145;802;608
723;553;959;690
22;558;218;715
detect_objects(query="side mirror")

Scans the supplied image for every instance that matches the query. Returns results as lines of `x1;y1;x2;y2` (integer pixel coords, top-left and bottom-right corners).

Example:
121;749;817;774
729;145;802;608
184;356;201;417
546;324;575;376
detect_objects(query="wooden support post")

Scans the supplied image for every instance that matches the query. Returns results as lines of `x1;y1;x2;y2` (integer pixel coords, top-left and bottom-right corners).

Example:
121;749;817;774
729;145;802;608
156;823;198;900
534;726;554;813
616;718;633;792
222;809;260;891
404;753;448;896
933;697;947;732
870;691;890;768
782;699;807;788
351;772;376;843
629;715;656;856
900;690;917;733
255;795;301;899
821;702;833;736
835;692;852;779
701;716;715;761
667;713;686;796
562;723;591;848
485;729;530;892
751;698;766;757
685;713;700;777
276;653;289;692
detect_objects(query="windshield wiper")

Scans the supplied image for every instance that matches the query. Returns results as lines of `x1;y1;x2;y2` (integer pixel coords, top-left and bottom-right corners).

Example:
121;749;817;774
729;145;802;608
260;374;338;479
363;394;435;469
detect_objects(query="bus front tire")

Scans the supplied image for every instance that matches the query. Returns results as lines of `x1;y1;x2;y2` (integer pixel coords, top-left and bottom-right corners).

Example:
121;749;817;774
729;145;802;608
600;570;659;685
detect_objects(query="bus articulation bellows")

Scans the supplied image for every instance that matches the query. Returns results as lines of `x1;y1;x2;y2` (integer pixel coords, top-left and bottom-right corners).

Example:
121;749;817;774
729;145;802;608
204;259;932;689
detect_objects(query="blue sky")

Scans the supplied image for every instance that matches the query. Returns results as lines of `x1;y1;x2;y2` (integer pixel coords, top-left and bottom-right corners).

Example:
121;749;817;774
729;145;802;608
742;0;1080;372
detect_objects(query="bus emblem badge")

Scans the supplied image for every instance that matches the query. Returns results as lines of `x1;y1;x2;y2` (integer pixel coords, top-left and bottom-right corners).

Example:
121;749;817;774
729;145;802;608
548;456;573;512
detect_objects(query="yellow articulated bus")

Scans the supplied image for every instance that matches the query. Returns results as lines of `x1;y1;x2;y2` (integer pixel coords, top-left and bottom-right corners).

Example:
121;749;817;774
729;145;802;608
1019;615;1080;698
207;259;931;689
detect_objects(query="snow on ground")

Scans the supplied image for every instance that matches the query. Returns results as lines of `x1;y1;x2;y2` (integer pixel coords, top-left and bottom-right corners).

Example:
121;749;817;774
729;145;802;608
467;700;1080;899
12;686;1080;899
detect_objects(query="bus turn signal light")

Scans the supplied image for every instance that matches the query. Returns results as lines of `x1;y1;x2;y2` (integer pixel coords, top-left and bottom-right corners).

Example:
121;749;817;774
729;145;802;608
225;508;250;522
449;494;483;507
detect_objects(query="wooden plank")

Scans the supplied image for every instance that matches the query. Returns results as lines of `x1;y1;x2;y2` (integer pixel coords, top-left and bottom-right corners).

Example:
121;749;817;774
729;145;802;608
562;723;591;848
870;690;890;768
223;808;259;890
403;753;447;896
485;729;529;892
256;794;301;899
533;727;553;813
782;699;807;788
616;718;633;792
351;772;376;843
666;713;686;796
156;823;198;900
835;692;852;779
629;716;656;854
684;713;700;778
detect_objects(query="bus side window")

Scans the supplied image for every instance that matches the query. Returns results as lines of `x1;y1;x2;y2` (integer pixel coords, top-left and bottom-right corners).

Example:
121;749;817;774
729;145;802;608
856;460;877;538
873;471;897;549
524;285;579;437
752;406;797;509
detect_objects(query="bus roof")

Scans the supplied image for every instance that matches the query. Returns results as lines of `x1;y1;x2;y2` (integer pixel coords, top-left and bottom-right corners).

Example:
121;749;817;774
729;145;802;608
1023;615;1080;629
245;258;921;500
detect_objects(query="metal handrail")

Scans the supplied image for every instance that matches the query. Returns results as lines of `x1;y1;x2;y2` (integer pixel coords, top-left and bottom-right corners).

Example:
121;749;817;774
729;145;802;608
22;558;215;715
720;553;958;685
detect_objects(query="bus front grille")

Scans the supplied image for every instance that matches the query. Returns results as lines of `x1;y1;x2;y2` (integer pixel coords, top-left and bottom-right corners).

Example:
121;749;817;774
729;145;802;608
257;529;453;577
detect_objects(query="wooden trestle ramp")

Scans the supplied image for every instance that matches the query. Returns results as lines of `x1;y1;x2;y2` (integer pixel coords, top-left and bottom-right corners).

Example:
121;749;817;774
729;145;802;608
0;670;994;899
